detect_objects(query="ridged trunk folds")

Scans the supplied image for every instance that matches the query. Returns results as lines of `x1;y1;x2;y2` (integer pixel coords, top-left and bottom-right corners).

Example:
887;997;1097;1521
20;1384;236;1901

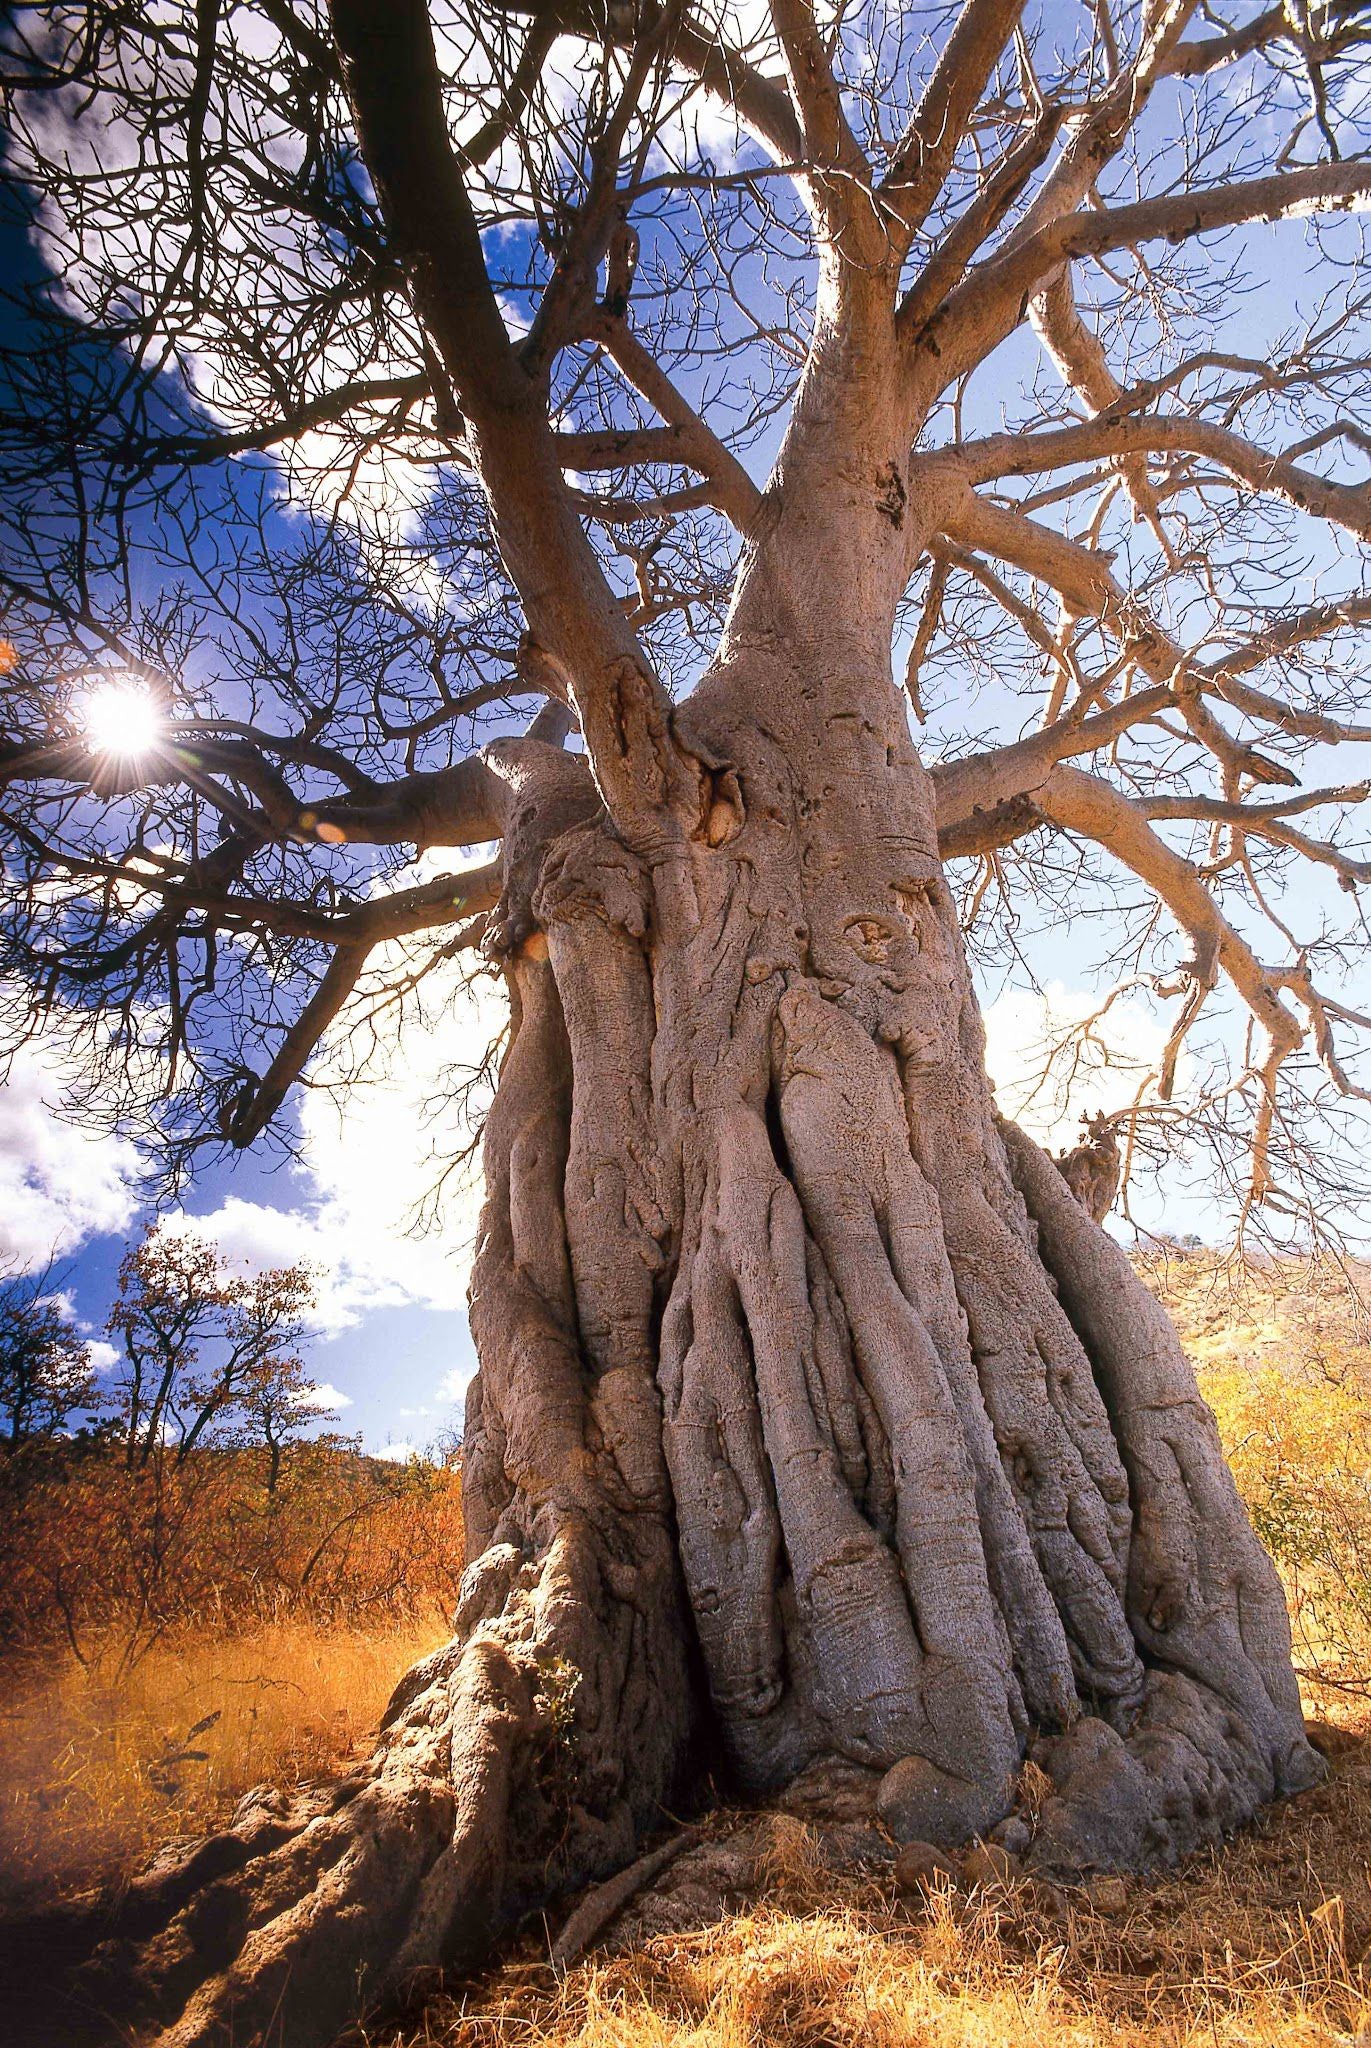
90;649;1319;2048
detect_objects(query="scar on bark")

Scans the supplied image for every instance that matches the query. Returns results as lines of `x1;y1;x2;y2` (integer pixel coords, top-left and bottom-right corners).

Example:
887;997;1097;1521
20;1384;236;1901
875;460;907;527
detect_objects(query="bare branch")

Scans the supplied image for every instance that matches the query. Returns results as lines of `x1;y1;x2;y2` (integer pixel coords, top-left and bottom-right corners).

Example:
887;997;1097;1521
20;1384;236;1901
957;415;1371;541
937;488;1307;786
921;159;1371;367
669;18;803;160
327;0;705;846
882;0;1027;241
1035;766;1306;1198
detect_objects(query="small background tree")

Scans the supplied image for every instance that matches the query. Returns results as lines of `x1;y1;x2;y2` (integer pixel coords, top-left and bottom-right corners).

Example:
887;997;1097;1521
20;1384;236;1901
108;1230;321;1470
0;1224;462;1673
0;1269;97;1454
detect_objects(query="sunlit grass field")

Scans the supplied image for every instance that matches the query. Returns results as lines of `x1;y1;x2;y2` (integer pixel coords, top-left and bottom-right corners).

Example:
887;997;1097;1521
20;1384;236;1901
0;1612;449;1905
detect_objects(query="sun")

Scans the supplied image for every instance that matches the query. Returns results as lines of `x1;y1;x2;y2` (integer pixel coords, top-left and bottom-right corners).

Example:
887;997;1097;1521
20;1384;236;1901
80;678;165;760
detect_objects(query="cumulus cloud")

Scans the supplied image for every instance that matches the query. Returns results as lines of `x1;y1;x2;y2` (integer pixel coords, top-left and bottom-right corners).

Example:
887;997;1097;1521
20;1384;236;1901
982;979;1174;1154
293;1381;352;1413
165;945;504;1334
436;1367;469;1407
0;1034;141;1271
374;1440;417;1464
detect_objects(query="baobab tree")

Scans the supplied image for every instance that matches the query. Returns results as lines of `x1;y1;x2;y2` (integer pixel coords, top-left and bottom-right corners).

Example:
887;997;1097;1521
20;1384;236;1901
2;0;1371;2039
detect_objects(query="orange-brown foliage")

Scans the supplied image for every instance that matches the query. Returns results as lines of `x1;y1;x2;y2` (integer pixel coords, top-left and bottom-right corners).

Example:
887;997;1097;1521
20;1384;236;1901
0;1439;462;1901
0;1439;464;1673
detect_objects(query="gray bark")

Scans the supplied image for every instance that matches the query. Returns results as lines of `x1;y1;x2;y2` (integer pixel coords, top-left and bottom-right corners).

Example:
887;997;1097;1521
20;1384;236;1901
95;589;1319;2048
85;281;1318;2048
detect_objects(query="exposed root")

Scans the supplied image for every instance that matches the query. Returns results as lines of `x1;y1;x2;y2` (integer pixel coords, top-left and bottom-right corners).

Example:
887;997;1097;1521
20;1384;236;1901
550;1827;700;1971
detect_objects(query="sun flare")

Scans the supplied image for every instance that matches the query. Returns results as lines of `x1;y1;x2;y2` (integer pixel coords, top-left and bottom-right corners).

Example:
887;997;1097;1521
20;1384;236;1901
81;679;165;760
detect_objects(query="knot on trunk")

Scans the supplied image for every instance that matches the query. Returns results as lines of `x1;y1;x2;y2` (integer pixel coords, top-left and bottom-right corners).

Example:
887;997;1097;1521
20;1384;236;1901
535;820;652;938
481;739;600;957
1054;1113;1123;1223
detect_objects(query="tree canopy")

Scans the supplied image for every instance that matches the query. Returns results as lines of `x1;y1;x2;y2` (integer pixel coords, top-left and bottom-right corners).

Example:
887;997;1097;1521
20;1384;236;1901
2;0;1371;1236
0;1266;96;1449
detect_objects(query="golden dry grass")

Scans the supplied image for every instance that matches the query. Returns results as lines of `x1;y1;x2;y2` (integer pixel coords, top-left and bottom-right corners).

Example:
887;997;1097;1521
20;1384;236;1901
0;1610;450;1905
383;1746;1371;2048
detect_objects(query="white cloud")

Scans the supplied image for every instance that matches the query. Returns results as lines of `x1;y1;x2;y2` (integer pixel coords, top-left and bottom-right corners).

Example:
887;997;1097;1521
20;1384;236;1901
293;1381;352;1412
0;1034;141;1272
154;1194;410;1338
163;944;504;1335
436;1366;470;1406
982;979;1174;1154
84;1339;121;1376
374;1440;417;1464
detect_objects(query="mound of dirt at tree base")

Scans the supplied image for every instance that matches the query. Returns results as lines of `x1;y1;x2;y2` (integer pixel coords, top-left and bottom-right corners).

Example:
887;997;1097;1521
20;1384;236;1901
517;1725;1371;1970
363;1717;1371;2048
3;1722;1366;2048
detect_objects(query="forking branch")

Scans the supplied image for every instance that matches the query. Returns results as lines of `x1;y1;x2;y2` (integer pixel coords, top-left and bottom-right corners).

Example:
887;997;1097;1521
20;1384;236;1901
2;0;1370;1226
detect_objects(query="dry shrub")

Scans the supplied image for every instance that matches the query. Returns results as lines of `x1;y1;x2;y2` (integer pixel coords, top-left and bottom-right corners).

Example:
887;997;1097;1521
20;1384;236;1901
0;1441;464;1903
1013;1755;1054;1818
0;1611;450;1904
749;1815;828;1910
1142;1246;1371;1707
0;1440;464;1672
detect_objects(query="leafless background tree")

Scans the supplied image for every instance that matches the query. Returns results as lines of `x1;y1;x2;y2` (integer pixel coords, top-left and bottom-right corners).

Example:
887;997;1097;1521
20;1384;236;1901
3;0;1371;2041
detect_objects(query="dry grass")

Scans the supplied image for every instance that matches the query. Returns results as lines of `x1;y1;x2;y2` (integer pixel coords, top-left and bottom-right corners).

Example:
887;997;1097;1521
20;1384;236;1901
8;1255;1371;2045
383;1742;1371;2048
0;1610;450;1905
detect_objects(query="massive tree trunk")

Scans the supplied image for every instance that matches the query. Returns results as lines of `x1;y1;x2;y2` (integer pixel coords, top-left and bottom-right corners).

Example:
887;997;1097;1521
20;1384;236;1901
102;648;1320;2048
95;315;1320;2048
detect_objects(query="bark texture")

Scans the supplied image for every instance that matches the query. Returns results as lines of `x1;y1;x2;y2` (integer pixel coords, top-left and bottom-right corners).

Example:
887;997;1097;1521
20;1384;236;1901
93;610;1320;2048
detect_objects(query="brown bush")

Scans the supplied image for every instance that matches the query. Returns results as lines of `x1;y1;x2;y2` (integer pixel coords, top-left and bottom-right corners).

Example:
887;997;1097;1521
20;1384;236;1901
0;1436;464;1675
1142;1246;1371;1705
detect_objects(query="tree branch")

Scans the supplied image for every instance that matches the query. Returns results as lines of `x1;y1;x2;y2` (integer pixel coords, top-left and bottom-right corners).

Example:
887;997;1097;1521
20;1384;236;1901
0;729;509;853
958;413;1371;541
669;18;802;160
769;0;881;251
590;314;763;530
894;105;1065;334
882;0;1026;242
1026;267;1175;548
920;159;1371;365
1034;765;1306;1198
936;487;1304;787
327;0;705;848
1163;1;1370;80
221;941;371;1147
932;681;1177;841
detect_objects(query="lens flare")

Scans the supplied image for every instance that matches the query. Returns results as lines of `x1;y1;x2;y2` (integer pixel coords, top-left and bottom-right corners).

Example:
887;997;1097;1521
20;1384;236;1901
81;680;165;760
